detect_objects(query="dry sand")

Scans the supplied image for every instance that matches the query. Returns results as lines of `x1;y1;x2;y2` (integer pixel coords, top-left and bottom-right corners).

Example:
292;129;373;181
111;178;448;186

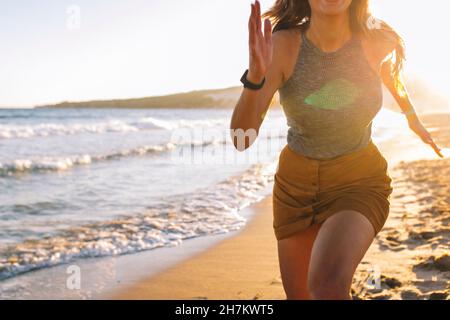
110;114;449;300
351;157;450;300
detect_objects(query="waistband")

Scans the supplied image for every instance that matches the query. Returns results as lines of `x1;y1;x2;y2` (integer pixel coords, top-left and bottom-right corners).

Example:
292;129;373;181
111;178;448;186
286;139;379;166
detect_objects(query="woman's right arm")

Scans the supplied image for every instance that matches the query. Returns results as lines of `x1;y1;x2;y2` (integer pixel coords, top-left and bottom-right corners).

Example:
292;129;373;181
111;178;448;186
230;0;286;151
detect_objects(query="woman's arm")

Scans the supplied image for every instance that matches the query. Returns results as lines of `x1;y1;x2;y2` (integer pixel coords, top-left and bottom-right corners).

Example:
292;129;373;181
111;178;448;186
381;59;443;158
378;42;443;158
230;1;286;151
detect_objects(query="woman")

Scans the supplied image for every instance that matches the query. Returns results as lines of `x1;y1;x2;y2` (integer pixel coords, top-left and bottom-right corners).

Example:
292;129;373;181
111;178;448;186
230;0;443;300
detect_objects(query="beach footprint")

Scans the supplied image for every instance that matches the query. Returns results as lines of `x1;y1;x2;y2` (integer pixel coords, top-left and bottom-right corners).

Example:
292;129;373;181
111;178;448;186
381;275;402;289
400;289;424;300
413;254;450;272
378;230;407;251
427;291;449;300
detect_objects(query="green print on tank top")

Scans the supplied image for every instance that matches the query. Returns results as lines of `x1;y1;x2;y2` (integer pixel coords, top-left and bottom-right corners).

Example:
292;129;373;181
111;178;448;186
304;78;362;110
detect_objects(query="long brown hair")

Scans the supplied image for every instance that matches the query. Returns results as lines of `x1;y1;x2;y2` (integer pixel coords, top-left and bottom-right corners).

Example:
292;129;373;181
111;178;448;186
262;0;405;84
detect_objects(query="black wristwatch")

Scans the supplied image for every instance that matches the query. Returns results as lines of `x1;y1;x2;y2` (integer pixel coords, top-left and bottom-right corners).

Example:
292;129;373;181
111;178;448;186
240;69;266;90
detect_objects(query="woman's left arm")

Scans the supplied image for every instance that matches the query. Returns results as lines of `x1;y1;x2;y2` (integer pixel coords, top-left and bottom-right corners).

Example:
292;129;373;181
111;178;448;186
380;55;443;158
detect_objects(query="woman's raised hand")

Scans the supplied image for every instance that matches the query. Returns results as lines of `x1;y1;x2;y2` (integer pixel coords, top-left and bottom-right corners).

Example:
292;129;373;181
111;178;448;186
247;0;273;84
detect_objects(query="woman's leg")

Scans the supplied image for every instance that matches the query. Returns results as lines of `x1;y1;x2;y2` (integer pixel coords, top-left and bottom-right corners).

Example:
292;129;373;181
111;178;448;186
308;210;376;300
277;221;323;299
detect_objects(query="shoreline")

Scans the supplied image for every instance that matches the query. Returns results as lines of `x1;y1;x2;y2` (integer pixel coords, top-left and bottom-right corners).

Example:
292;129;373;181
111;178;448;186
0;194;270;300
108;196;285;300
0;225;245;299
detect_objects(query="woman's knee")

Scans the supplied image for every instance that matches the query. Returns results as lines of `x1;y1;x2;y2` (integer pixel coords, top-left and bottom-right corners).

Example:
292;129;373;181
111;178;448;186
306;211;376;299
308;269;352;300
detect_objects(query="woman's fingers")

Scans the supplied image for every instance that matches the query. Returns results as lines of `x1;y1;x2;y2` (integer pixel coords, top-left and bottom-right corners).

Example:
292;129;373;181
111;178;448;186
423;131;443;158
249;2;266;50
255;1;263;37
429;140;444;158
249;4;255;31
249;4;256;45
412;123;444;158
255;1;261;29
264;18;272;46
248;1;270;75
424;132;443;157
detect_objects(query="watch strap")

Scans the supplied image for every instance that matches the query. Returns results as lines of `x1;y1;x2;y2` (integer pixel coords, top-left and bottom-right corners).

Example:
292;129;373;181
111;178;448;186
240;69;265;90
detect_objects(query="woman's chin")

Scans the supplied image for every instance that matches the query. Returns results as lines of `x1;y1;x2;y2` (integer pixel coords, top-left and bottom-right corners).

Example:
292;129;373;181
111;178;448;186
317;0;350;15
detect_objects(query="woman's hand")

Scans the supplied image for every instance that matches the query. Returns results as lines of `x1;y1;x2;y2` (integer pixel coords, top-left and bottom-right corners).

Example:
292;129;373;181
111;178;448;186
408;119;443;158
247;0;272;84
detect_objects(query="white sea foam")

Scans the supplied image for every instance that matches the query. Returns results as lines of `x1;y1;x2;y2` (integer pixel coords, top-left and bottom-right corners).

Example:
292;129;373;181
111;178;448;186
0;155;93;173
0;160;276;281
0;117;228;139
0;139;229;175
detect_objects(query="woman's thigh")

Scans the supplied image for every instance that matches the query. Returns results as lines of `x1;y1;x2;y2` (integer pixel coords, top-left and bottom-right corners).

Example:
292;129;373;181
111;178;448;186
308;210;376;298
277;222;323;300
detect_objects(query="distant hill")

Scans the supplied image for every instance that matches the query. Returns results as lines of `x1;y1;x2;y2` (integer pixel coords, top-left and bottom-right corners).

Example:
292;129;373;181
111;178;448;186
36;86;271;109
37;77;448;114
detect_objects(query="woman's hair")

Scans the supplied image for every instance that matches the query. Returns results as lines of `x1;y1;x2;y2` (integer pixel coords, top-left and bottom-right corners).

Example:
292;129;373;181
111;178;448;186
262;0;405;84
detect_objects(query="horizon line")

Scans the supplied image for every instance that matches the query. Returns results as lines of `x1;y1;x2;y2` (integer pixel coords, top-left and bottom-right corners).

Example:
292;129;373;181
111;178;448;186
0;84;242;109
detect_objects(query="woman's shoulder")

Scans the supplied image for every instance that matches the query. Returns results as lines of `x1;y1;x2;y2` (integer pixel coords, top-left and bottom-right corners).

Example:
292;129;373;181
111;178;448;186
358;27;399;65
271;27;303;83
272;26;303;49
273;25;303;36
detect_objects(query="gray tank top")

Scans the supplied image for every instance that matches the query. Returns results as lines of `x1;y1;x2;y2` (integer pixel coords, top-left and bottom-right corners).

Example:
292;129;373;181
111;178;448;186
278;28;383;160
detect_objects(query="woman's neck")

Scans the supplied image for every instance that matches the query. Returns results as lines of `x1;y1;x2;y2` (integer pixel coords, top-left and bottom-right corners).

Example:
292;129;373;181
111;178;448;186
306;12;352;52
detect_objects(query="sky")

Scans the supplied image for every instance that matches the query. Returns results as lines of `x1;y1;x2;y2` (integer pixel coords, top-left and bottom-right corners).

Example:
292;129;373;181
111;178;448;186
0;0;449;107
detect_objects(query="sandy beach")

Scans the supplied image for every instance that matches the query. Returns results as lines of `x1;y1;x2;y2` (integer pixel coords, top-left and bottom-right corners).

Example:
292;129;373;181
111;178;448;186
108;113;450;300
351;156;450;300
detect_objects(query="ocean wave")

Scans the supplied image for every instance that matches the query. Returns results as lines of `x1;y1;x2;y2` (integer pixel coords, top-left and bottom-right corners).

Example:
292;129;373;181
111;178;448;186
0;139;226;176
0;117;228;139
131;117;226;131
0;161;276;281
0;155;94;174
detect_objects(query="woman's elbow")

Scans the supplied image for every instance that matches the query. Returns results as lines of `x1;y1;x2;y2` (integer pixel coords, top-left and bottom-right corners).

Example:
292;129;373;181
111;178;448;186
229;127;258;152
